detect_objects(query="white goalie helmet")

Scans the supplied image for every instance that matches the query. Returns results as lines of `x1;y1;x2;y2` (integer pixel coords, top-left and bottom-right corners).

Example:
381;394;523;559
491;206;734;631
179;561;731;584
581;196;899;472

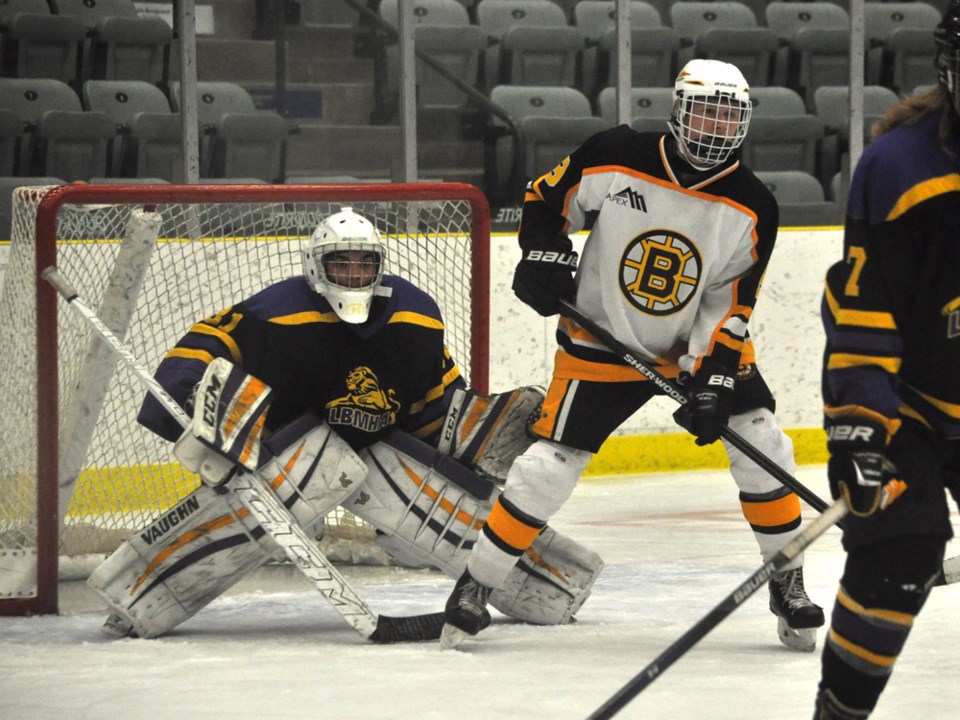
669;59;752;170
302;206;388;324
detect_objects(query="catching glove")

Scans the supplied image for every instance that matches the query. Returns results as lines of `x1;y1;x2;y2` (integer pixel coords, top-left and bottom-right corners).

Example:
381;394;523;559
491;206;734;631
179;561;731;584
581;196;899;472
673;363;735;446
826;416;904;517
512;246;578;317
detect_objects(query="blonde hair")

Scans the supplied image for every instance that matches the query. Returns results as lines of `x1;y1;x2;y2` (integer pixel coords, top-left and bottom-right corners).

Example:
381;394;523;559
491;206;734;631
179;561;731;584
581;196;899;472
872;84;958;156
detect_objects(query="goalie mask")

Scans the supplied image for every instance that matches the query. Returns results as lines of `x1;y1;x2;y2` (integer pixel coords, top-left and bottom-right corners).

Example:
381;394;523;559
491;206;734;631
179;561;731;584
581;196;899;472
669;59;752;170
936;0;960;116
303;207;388;324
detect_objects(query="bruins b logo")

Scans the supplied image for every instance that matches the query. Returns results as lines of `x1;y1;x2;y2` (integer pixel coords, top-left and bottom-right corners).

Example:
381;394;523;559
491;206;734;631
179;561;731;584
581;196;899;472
619;230;701;315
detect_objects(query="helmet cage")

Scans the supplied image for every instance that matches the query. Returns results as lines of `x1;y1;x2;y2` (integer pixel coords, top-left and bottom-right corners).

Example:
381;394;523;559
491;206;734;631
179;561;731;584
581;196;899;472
672;91;752;170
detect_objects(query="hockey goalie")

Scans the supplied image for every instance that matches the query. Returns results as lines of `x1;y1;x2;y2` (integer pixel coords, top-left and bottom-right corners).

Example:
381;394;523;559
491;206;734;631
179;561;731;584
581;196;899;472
89;207;603;638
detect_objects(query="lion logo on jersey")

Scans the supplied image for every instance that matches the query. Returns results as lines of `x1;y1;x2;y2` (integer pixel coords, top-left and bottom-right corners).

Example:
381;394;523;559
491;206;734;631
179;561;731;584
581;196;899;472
619;230;702;315
328;366;400;412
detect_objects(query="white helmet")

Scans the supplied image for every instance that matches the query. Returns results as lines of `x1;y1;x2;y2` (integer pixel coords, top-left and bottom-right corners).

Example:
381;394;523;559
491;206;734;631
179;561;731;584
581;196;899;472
302;207;388;324
669;59;752;170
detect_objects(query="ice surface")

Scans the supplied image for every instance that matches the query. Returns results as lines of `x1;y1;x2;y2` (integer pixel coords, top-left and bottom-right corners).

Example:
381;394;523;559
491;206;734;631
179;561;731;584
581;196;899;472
2;467;958;719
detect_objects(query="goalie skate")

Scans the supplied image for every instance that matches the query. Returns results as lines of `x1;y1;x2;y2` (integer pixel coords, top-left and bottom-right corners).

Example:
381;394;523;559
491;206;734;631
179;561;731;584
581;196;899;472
769;567;824;652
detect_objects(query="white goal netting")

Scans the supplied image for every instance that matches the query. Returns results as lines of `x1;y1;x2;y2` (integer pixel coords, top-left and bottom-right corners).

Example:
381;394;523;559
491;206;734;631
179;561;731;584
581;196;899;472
0;182;488;607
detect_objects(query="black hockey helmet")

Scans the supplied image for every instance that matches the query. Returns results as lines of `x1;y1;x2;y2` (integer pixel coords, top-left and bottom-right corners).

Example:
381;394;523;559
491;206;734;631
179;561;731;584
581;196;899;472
935;0;960;113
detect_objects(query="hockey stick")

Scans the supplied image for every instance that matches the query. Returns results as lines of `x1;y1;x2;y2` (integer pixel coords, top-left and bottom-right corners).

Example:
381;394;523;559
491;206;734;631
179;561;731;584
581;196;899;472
558;299;839;522
585;498;850;719
559;300;960;587
42;266;444;643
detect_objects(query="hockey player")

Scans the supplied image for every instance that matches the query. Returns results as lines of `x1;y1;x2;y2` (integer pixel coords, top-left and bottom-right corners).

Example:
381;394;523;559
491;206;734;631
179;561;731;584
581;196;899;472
442;59;824;650
90;207;603;638
811;5;960;718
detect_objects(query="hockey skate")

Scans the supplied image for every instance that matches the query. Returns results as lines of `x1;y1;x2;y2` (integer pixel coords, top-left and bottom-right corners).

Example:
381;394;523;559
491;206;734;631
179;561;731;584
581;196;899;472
769;566;824;651
440;569;492;649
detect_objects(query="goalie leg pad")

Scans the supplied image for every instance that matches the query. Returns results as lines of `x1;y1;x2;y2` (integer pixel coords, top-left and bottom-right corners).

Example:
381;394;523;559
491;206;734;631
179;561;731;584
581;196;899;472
491;525;605;625
87;483;274;638
89;413;367;637
437;386;544;482
345;430;603;624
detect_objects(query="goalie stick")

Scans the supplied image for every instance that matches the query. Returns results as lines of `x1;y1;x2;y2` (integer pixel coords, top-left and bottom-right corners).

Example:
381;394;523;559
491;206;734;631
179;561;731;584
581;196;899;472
585;498;850;719
42;266;444;643
558;300;960;587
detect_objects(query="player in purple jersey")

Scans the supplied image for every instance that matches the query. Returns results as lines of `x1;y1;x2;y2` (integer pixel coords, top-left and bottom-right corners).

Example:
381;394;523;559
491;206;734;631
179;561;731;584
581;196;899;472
138;206;465;451
812;4;960;718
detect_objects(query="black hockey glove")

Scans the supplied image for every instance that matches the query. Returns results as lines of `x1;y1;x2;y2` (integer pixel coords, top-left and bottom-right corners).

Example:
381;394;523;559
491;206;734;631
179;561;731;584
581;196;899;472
673;364;735;446
512;246;578;317
826;416;904;517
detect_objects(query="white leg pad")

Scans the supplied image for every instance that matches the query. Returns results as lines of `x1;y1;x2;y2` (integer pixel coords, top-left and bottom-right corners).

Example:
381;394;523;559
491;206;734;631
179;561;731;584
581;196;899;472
88;414;367;637
345;431;603;624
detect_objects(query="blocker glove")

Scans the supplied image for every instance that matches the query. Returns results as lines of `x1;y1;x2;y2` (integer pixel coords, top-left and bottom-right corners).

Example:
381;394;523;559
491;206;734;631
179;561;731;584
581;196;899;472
826;416;903;517
512;243;578;317
673;362;735;446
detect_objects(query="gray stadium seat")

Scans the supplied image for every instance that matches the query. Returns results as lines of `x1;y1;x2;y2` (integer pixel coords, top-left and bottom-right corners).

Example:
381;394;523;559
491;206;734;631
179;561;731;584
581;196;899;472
489;84;606;195
378;0;486;110
813;85;900;183
741;86;825;175
764;2;851;109
0;78;114;181
755;170;842;227
574;1;679;98
168;81;290;182
669;2;778;86
82;80;183;181
55;0;172;85
864;2;941;87
596;86;673;132
0;0;86;85
0;109;21;176
477;0;585;90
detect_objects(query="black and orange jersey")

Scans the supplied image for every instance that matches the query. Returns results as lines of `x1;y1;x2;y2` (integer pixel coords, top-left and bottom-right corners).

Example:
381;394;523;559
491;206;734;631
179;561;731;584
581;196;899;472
521;125;778;380
137;275;466;450
822;112;960;439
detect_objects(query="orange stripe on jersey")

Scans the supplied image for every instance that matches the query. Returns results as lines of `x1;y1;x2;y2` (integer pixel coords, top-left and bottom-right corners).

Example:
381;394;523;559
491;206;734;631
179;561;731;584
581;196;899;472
740;493;801;529
486;500;543;551
531;378;571;438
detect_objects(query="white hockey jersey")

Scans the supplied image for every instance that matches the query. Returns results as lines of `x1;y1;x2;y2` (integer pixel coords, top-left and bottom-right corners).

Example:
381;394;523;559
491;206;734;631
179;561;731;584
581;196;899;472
520;126;779;378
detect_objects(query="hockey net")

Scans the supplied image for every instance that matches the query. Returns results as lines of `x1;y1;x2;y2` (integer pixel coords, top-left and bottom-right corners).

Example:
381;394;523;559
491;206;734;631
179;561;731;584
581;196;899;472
0;182;490;615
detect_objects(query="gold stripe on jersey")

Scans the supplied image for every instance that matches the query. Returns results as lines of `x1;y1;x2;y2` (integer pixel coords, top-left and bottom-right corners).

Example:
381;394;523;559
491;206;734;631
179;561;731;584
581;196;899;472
407;361;462;414
825;352;901;374
531;377;572;438
824;404;901;438
887;173;960;221
903;381;960;420
823;284;897;329
190;322;242;359
165;347;216;364
269;310;339;325
485;500;543;551
388;311;445;330
740;493;801;529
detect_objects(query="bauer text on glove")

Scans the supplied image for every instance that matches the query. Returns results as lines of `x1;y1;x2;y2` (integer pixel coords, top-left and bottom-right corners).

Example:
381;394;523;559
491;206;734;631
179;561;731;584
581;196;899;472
512;247;578;317
672;366;734;446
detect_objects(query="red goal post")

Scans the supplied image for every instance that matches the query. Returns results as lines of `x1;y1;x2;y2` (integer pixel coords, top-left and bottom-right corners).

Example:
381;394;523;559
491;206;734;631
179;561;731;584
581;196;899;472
1;181;490;616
